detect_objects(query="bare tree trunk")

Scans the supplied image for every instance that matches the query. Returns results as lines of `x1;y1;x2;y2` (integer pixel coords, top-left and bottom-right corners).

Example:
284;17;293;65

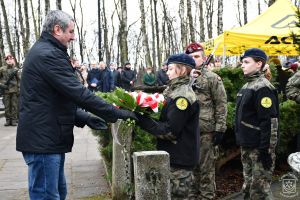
45;0;50;15
153;0;160;68
109;10;116;62
38;0;41;36
179;0;187;50
102;0;110;63
160;0;169;60
236;0;243;26
30;0;39;40
0;0;14;58
243;0;247;24
257;0;261;15
119;0;128;65
217;0;223;35
23;0;30;56
0;16;4;66
17;0;25;56
14;0;20;62
69;0;85;62
205;0;214;39
150;0;156;68
268;0;275;6
139;0;152;67
56;0;62;10
187;0;195;42
199;0;205;41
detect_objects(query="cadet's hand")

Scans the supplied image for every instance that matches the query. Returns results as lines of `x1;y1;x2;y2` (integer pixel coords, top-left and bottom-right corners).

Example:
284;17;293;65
86;115;108;130
212;131;224;146
117;109;138;121
258;150;272;170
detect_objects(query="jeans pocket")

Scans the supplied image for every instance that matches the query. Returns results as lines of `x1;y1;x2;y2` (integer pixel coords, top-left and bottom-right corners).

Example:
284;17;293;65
22;153;34;165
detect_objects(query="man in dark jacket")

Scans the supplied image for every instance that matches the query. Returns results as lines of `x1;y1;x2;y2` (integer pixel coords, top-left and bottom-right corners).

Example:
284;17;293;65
121;61;136;91
156;61;169;86
16;10;136;200
99;61;114;92
87;60;101;92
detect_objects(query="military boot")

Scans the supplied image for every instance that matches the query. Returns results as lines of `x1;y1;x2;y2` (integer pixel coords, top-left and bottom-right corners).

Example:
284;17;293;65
4;119;11;126
11;120;18;126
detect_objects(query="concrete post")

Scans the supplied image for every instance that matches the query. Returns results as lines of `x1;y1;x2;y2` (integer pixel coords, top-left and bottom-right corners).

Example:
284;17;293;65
111;120;133;200
133;151;171;200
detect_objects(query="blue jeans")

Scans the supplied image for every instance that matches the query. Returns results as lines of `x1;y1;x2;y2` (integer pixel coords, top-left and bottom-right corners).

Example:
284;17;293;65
22;153;67;200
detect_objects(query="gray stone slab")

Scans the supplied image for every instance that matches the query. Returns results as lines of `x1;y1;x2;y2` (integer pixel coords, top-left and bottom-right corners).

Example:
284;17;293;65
0;189;29;200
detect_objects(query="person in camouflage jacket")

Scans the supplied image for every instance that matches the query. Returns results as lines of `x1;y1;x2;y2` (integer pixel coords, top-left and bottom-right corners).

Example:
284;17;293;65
185;42;227;199
0;54;20;126
286;69;300;103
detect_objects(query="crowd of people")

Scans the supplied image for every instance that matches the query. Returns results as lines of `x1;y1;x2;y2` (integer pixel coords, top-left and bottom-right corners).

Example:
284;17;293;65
1;9;300;200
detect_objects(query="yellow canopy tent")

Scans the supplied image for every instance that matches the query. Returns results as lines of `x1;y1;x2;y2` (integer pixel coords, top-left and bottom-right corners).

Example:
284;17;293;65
204;0;300;56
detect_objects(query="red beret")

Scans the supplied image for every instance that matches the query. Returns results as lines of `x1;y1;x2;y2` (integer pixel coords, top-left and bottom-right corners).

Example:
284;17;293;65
290;63;298;72
185;42;204;54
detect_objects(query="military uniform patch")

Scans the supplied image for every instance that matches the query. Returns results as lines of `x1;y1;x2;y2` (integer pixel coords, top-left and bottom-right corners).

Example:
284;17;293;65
261;97;272;108
176;98;188;110
217;76;222;81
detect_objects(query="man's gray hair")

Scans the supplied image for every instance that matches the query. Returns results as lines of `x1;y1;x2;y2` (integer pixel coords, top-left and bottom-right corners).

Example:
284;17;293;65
42;10;74;34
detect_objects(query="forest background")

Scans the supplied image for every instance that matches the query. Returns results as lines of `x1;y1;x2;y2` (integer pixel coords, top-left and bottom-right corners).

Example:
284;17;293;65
0;0;299;69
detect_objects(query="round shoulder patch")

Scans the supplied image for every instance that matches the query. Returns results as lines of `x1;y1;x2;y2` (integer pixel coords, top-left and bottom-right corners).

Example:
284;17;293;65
217;76;222;81
261;97;272;108
176;97;188;110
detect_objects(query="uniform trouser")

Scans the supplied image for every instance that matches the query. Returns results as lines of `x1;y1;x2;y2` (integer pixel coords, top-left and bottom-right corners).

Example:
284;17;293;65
192;133;216;199
241;147;276;200
170;167;194;200
3;93;18;121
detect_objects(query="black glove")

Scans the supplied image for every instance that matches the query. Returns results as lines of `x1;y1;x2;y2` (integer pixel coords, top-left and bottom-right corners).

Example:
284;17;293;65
86;115;108;130
258;150;272;170
212;131;224;146
117;109;138;121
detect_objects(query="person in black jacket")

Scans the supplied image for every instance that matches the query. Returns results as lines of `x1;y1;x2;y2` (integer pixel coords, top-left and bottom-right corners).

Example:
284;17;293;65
87;60;101;93
156;61;169;86
16;10;137;200
120;61;136;91
235;48;279;199
136;53;200;199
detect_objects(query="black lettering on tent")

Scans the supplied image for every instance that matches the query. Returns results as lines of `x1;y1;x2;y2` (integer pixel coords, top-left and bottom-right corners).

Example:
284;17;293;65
271;14;297;29
265;36;280;44
281;36;292;44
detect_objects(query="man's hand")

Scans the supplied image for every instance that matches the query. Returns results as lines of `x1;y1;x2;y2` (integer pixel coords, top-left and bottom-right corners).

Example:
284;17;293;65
117;109;138;121
258;150;272;170
86;116;108;130
212;131;224;146
91;83;97;87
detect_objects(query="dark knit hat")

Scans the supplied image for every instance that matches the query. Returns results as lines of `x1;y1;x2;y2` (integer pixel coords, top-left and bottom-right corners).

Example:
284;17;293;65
167;53;196;69
185;42;204;54
241;48;268;61
124;61;131;66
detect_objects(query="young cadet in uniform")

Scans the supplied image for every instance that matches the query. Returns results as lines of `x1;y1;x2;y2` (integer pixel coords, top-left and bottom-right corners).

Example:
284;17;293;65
235;48;279;199
136;53;200;199
185;42;227;199
286;67;300;103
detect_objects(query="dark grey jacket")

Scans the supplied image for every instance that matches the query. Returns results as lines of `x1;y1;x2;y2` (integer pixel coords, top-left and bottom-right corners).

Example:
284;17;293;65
16;32;127;153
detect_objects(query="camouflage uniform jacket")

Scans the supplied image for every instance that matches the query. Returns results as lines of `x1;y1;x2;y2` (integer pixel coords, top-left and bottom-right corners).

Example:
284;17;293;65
193;67;227;133
235;73;279;150
286;71;300;103
0;64;20;94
